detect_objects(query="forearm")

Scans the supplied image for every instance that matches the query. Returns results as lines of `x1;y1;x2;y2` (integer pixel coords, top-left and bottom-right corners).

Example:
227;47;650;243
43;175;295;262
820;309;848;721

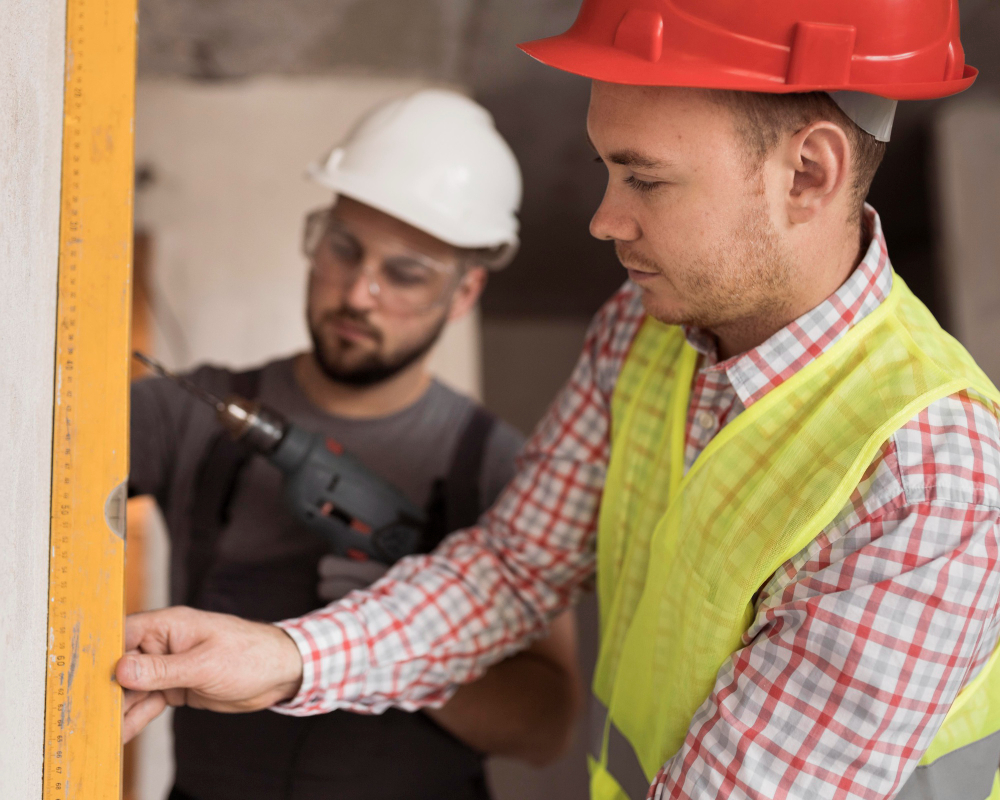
425;611;582;765
277;507;596;715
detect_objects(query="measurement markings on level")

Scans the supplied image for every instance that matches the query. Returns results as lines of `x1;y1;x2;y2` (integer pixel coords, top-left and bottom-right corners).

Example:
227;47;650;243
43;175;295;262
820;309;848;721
42;0;137;797
44;7;84;795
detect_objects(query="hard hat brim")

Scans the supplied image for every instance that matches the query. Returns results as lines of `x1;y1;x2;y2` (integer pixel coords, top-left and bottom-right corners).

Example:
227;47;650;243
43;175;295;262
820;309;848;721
519;35;978;101
310;163;519;258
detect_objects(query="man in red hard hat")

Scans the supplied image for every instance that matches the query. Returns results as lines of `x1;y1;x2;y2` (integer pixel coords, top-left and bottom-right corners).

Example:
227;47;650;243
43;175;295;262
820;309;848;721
117;2;1000;799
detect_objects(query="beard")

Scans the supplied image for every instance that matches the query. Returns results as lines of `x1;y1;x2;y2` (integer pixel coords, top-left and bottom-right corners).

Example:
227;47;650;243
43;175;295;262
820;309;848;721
618;177;792;332
308;305;448;387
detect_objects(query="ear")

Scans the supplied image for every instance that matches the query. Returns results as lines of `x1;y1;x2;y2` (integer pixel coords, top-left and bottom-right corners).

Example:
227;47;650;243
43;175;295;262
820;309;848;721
447;266;488;322
785;121;850;225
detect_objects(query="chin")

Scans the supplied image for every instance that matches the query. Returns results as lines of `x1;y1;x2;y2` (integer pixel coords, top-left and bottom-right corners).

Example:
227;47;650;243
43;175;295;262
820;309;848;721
316;342;374;374
638;289;690;327
321;333;374;358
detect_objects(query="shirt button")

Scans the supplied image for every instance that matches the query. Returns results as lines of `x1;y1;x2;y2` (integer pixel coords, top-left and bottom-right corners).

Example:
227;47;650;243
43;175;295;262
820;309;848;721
696;410;717;431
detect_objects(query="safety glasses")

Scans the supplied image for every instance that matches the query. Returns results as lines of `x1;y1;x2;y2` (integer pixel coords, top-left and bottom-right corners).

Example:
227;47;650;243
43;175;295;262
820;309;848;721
302;208;461;316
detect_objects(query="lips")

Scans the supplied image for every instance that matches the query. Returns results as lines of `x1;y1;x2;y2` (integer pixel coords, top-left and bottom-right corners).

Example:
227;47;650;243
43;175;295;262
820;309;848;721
626;268;659;283
616;244;661;284
326;316;380;344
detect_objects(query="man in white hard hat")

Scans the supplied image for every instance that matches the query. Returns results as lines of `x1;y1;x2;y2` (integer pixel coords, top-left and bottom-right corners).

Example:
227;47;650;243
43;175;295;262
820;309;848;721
120;2;1000;799
127;89;580;800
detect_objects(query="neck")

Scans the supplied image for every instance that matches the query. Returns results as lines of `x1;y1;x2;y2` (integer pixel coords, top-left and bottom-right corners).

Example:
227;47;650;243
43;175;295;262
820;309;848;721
712;218;869;361
293;352;432;419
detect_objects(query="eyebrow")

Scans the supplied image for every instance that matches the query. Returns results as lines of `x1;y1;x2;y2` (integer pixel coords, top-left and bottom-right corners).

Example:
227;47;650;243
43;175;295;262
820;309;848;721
328;216;450;268
327;217;361;243
587;133;674;170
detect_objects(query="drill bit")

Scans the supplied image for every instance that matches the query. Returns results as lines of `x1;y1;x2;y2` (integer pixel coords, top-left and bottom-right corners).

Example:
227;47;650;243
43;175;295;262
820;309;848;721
132;350;287;451
132;351;226;412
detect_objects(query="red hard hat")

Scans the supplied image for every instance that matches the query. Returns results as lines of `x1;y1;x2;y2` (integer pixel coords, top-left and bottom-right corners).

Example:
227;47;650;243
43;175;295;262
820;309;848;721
519;0;976;100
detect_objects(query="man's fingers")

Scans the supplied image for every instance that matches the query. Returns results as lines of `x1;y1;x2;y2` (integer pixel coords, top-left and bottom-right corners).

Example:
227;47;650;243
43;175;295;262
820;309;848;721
124;609;165;652
124;606;205;653
122;688;151;714
117;650;201;693
163;687;189;709
116;606;304;716
122;690;166;744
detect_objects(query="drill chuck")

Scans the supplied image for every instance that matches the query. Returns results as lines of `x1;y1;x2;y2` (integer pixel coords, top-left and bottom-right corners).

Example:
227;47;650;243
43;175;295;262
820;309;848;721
216;396;287;454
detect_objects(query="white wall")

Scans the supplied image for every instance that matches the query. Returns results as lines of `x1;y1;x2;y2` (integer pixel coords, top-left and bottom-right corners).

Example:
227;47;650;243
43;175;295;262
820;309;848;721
0;2;66;797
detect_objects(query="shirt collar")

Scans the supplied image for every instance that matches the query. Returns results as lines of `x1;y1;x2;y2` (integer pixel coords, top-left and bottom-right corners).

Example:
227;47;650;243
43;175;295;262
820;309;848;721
684;205;893;408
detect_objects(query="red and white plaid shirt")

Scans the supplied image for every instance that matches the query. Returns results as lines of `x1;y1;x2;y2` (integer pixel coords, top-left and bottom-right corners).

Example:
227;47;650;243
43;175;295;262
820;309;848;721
277;207;1000;800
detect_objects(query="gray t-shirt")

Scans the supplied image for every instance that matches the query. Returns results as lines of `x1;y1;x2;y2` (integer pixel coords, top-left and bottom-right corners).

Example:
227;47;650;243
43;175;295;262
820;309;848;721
130;355;524;613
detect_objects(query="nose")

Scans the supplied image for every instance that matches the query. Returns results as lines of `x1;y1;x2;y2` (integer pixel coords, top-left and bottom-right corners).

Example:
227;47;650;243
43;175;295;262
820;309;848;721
343;263;380;311
589;184;641;244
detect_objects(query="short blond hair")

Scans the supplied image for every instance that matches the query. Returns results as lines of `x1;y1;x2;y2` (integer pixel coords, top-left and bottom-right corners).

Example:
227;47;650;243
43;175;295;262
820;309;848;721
710;90;887;222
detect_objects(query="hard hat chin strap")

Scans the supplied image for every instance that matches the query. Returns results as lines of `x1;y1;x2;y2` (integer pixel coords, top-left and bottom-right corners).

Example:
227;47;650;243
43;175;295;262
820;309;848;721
827;91;898;143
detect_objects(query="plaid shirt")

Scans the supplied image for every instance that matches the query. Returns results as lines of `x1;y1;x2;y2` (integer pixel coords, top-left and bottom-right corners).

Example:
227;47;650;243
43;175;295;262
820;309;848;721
277;207;1000;800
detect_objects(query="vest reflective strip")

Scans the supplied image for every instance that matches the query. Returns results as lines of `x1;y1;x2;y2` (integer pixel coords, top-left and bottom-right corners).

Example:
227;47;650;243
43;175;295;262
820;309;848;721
591;696;652;800
896;730;1000;800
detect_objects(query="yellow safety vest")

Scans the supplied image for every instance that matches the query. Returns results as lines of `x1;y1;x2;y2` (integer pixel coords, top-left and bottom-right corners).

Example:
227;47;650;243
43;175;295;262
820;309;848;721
590;274;1000;800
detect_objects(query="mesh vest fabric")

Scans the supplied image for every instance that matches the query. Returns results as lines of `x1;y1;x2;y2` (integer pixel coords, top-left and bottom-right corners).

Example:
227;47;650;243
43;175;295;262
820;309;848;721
590;274;1000;800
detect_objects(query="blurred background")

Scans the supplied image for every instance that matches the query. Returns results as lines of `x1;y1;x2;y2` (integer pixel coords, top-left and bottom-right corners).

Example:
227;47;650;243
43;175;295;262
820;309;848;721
125;1;1000;798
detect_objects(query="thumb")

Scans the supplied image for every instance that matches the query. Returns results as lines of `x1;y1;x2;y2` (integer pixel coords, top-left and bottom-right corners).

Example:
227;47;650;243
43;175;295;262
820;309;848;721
117;650;200;693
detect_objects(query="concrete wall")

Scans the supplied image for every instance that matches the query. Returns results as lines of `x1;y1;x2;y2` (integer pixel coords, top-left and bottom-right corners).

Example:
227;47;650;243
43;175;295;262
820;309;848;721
0;2;66;797
935;100;1000;385
482;318;589;435
862;0;1000;324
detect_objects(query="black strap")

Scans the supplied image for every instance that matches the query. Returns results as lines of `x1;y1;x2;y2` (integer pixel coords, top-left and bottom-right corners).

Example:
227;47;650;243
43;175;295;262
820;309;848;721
185;367;263;607
423;406;497;551
446;406;497;531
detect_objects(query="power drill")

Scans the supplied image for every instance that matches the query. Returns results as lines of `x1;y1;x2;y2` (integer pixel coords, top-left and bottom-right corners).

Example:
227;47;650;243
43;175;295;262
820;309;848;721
134;352;427;565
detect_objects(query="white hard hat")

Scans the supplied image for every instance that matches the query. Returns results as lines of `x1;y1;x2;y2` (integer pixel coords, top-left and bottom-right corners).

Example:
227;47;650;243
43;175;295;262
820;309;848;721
308;89;523;269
